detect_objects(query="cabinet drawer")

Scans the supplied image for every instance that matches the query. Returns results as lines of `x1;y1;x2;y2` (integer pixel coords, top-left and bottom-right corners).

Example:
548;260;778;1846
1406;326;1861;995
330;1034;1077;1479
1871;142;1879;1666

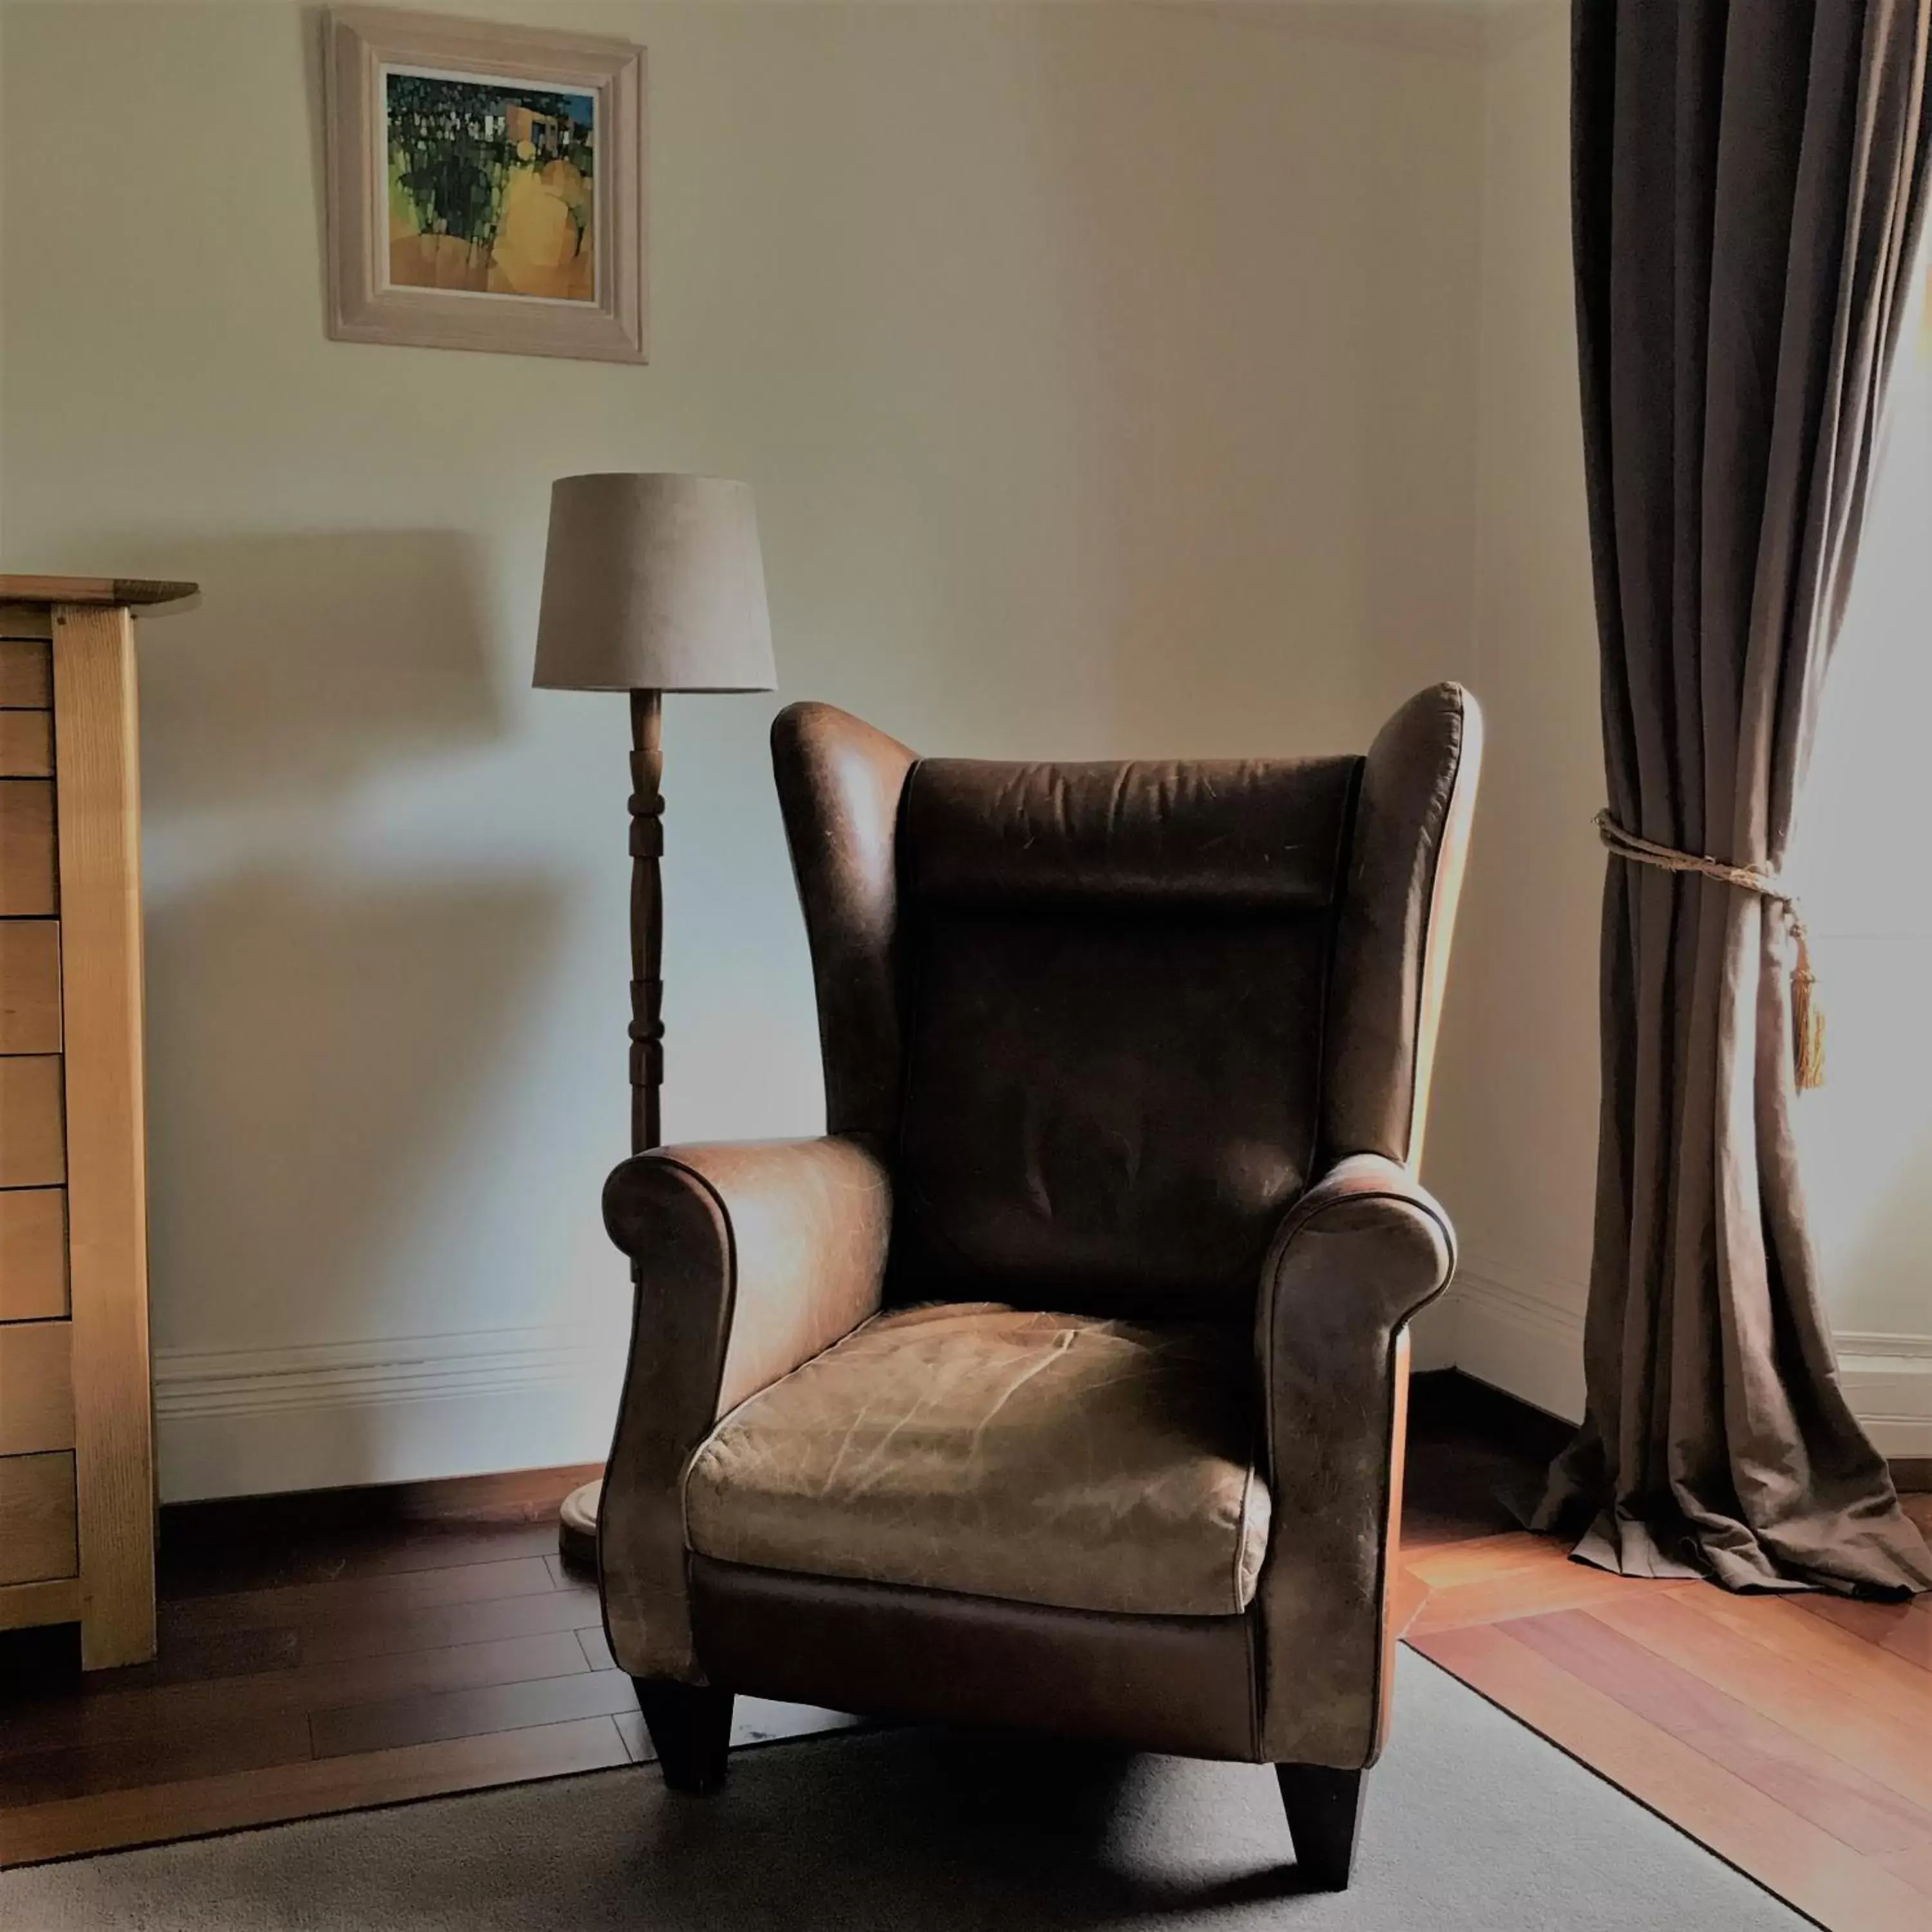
0;1189;67;1320
0;1054;64;1187
0;920;61;1052
0;1319;73;1454
1;779;57;916
0;635;53;706
0;712;52;777
0;604;54;643
0;1450;77;1584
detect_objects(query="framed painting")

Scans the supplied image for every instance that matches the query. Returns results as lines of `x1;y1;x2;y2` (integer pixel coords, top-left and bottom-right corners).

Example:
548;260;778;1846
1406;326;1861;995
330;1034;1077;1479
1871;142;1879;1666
325;8;647;363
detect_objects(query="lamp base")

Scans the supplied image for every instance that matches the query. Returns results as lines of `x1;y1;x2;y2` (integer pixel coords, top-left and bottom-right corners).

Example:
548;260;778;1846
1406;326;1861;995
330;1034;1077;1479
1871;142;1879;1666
558;1477;602;1574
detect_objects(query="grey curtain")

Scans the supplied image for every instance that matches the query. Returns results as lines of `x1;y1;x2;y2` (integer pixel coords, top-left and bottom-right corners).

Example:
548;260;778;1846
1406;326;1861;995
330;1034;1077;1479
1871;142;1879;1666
1535;0;1932;1593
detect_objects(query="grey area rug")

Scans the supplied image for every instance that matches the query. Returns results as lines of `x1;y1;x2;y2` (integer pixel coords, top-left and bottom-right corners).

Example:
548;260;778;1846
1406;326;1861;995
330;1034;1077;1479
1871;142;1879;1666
3;1656;1801;1931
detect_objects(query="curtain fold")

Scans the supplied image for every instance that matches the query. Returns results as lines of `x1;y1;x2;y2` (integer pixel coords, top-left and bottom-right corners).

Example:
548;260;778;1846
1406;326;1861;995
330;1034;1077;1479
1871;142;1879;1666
1535;0;1932;1594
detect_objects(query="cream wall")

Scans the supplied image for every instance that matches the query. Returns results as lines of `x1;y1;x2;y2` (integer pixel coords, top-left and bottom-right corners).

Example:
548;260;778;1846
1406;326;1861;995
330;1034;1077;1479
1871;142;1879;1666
0;0;1486;1497
1786;278;1932;1455
1408;0;1602;1411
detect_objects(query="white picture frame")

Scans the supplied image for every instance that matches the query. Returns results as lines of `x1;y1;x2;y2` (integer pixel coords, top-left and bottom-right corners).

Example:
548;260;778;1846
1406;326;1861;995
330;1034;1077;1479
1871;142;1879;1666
324;7;647;363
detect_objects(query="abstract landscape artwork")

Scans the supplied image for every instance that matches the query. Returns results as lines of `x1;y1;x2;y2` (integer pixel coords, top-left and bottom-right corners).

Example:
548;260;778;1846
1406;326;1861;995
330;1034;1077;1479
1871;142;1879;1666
385;70;596;302
326;10;646;363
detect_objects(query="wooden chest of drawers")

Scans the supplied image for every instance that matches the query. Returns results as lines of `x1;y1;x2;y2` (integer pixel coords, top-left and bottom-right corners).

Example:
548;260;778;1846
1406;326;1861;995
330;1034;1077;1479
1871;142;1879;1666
1;575;194;1669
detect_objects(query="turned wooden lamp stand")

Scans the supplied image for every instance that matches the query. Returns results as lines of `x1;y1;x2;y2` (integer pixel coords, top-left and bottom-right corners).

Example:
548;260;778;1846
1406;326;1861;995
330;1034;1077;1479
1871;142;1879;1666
531;476;775;1567
625;688;667;1155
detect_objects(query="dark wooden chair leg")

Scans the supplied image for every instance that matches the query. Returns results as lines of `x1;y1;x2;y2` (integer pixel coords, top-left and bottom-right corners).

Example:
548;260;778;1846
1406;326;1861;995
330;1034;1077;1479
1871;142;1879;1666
633;1680;734;1794
1275;1763;1367;1891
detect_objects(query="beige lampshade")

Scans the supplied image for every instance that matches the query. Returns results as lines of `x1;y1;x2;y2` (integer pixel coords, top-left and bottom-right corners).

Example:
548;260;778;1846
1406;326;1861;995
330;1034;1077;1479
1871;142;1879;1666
533;474;777;693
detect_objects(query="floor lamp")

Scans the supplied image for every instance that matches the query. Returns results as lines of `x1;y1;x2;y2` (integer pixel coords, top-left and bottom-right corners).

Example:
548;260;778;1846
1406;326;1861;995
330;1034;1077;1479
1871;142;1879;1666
533;473;776;1568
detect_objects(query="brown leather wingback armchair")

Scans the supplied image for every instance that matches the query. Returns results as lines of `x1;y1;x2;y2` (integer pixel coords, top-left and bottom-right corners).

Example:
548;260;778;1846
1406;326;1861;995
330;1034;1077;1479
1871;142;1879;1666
595;684;1481;1891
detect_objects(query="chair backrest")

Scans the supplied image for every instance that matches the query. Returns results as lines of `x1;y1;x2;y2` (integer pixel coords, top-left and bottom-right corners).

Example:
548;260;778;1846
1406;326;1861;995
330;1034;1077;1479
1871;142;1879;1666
772;686;1480;1323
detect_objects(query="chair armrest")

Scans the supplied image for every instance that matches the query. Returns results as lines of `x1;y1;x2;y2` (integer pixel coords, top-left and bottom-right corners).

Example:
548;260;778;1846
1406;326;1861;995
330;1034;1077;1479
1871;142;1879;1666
598;1136;891;1680
603;1137;892;1419
1251;1152;1455;1768
1258;1152;1454;1367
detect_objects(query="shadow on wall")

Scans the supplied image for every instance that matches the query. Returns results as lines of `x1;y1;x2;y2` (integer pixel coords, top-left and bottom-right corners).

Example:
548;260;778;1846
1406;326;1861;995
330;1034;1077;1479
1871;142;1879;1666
84;528;558;1381
129;528;502;814
143;867;567;1363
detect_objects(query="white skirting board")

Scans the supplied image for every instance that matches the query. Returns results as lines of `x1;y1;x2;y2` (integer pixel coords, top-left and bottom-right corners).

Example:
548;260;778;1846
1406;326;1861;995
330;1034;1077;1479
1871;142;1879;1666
153;1290;1932;1502
1426;1255;1932;1459
1439;1256;1587;1425
153;1326;626;1502
1832;1336;1932;1461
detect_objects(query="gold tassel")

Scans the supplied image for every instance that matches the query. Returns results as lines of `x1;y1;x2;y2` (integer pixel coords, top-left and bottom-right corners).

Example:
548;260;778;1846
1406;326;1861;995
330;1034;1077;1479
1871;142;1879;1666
1792;920;1826;1092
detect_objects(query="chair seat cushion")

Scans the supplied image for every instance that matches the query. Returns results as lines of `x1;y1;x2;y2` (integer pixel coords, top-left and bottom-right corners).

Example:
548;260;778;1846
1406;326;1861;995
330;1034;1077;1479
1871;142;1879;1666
683;1303;1270;1618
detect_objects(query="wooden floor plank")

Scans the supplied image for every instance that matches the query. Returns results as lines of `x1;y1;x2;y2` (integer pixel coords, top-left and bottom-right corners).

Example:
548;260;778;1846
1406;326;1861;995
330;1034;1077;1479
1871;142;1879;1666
0;1710;313;1809
576;1625;616;1672
1400;1510;1513;1556
1800;1595;1932;1672
161;1521;562;1600
0;1630;592;1757
0;1716;630;1867
161;1555;560;1638
1406;1558;1662;1634
1585;1590;1932;1814
292;1579;604;1665
1875;1835;1932;1899
1388;1564;1430;1640
1;1624;299;1699
155;1466;598;1595
1504;1607;1932;1855
1405;1530;1574;1591
1665;1586;1932;1723
1413;1622;1932;1932
1399;1375;1567;1553
308;1662;643;1759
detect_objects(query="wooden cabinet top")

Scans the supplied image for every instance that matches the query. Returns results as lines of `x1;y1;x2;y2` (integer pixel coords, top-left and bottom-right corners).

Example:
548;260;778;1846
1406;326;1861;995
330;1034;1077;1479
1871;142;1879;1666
0;576;198;609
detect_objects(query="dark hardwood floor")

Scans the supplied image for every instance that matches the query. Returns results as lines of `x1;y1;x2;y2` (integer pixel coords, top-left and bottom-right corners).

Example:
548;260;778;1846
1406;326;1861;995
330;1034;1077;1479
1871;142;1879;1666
1;1379;1927;1932
0;1466;621;1863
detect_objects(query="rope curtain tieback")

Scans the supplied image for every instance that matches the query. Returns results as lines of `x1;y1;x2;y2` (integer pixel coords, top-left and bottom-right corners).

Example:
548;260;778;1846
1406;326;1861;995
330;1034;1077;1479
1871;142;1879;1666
1594;810;1825;1090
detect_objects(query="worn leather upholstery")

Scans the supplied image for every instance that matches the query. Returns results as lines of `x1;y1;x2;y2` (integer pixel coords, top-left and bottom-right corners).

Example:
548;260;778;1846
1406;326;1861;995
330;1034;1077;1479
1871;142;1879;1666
895;754;1354;1321
900;756;1356;908
686;1303;1270;1616
770;705;915;1142
598;1137;890;1679
1253;1153;1454;1763
690;1555;1262;1759
598;685;1480;1770
1325;685;1482;1167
